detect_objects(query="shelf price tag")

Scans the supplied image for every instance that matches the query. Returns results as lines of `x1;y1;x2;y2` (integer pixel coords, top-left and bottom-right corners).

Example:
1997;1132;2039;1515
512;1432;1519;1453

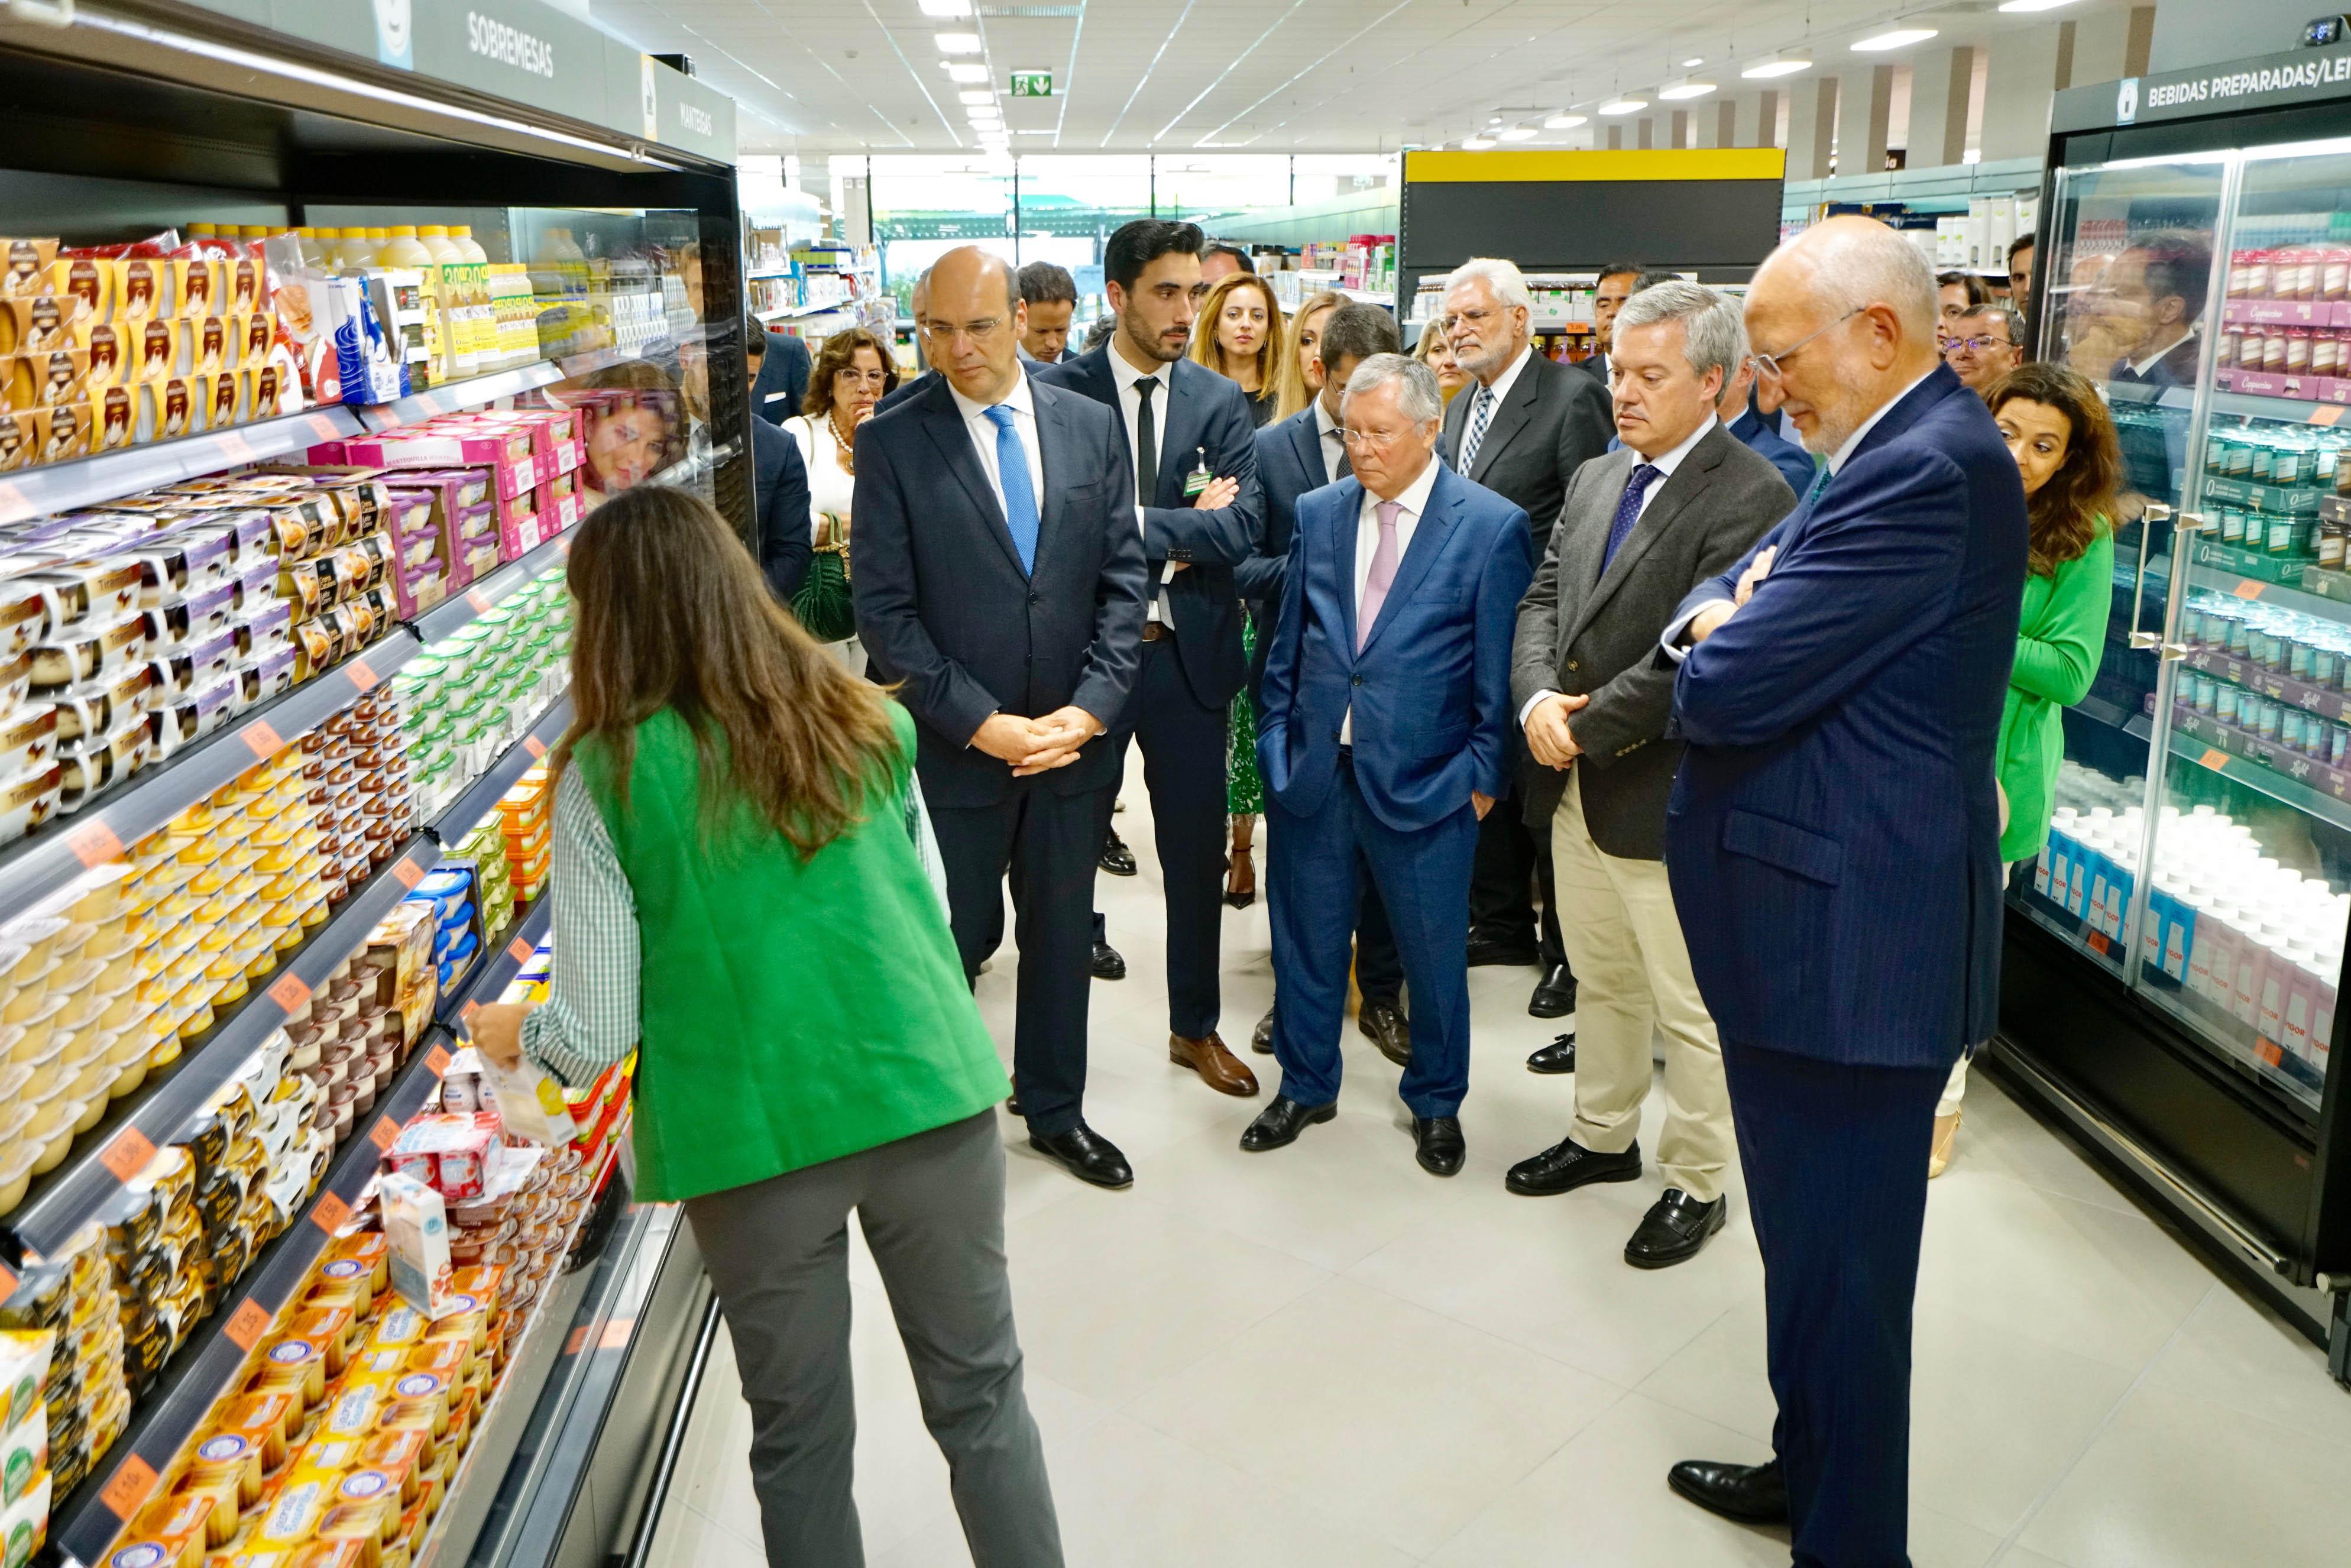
425;1042;452;1075
2200;747;2230;771
2315;406;2343;426
312;1192;352;1235
216;429;257;462
0;1261;15;1300
507;936;534;964
99;1126;157;1184
224;1298;273;1352
347;656;378;692
600;1317;636;1350
241;720;285;759
459;999;481;1023
369;1116;400;1152
467;588;493;613
524;734;548;760
2232;579;2265;600
305;412;343;440
267;972;312;1013
65;819;124;869
98;1454;159;1520
391;856;426;890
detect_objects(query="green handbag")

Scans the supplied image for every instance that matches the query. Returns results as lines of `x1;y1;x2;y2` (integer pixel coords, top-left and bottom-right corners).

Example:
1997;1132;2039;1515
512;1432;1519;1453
794;510;857;643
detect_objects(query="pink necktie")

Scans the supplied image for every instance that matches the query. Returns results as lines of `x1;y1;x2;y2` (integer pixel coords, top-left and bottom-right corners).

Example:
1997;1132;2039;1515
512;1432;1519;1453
1359;500;1401;650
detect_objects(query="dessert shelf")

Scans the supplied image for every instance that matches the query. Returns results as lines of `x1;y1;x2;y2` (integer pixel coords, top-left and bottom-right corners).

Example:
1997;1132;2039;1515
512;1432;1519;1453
426;695;572;846
353;347;645;435
0;407;365;529
412;531;573;645
436;898;552;1032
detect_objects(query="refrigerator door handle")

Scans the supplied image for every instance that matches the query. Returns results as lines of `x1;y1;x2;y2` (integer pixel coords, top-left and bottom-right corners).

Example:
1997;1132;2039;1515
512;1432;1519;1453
2158;510;2208;660
2129;501;2177;652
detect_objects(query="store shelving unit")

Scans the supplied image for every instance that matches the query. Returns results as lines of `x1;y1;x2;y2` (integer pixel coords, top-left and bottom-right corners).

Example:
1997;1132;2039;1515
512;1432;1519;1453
427;696;574;848
414;531;577;645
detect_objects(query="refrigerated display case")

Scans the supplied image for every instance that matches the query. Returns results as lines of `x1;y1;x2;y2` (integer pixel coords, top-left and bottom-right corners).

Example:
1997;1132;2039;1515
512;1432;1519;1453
2004;41;2351;1382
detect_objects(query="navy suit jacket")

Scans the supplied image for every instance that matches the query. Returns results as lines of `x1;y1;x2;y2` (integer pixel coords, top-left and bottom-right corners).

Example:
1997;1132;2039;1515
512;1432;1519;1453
1665;365;2028;1068
1242;403;1332;693
1259;463;1533;834
1034;347;1264;710
749;416;813;602
1728;404;1818;499
750;331;811;426
876;368;935;415
851;371;1149;807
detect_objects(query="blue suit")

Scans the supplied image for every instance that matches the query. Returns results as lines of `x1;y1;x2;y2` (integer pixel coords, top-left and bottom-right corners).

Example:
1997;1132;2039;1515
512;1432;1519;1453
750;331;811;425
749;416;813;602
1727;403;1818;500
1259;462;1533;1116
1666;364;2026;1566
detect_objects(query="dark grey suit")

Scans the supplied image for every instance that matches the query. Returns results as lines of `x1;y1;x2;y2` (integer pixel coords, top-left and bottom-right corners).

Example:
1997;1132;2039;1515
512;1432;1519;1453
1511;423;1795;855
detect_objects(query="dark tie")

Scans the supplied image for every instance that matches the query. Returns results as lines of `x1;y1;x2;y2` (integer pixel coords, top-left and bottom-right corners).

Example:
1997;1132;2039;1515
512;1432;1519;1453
1600;463;1662;572
1325;425;1351;480
1458;384;1496;474
1133;377;1159;504
1804;462;1832;506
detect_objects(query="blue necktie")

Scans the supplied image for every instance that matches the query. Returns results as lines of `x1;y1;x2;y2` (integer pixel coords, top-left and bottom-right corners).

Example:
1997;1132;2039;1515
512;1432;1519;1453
1804;462;1832;507
985;404;1040;574
1600;463;1662;572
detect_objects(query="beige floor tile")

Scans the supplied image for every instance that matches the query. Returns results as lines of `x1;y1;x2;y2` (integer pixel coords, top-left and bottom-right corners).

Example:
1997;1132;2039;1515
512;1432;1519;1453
1125;1272;1624;1557
2019;1383;2351;1567
1937;1066;2146;1216
1911;1507;2006;1568
639;1501;768;1568
2141;1279;2351;1447
1991;1548;2076;1568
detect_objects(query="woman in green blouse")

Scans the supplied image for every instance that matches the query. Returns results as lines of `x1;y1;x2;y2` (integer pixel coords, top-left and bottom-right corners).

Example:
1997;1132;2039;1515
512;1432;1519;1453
471;487;1061;1566
1935;362;2121;1175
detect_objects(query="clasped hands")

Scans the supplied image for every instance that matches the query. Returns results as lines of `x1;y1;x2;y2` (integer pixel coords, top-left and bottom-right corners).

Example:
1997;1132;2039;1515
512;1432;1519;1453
973;707;1104;775
1686;545;1778;646
1525;692;1588;770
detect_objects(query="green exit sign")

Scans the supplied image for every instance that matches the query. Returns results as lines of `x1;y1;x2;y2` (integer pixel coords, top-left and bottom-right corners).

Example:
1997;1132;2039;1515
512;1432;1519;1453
1010;70;1054;98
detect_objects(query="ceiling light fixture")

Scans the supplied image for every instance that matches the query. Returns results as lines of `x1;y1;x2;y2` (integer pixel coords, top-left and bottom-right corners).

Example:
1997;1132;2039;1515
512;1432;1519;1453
1543;112;1588;129
934;32;982;53
968;109;1002;124
1997;0;2077;9
958;89;997;106
945;61;989;82
1682;57;1705;68
1461;135;1497;150
918;0;972;16
1853;28;1938;51
1597;98;1648;115
1498;125;1538;141
1657;79;1717;100
1741;55;1812;79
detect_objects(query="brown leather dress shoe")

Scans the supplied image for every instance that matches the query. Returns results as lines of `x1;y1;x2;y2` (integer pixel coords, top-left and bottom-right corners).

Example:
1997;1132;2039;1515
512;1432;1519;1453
1170;1033;1260;1096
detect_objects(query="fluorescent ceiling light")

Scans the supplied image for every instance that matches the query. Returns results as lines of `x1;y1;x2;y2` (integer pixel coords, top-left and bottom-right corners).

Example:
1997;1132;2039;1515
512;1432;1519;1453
918;0;972;16
1487;116;1504;124
1998;0;2077;9
1741;55;1812;78
1657;80;1717;100
967;109;1002;124
934;32;982;53
1597;98;1647;115
958;89;997;105
1853;28;1938;51
1497;125;1538;141
1543;113;1588;129
1682;57;1705;68
1461;135;1497;150
944;61;989;82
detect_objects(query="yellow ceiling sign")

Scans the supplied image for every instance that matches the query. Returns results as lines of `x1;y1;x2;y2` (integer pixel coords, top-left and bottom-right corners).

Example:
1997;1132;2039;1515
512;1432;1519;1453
1405;148;1786;183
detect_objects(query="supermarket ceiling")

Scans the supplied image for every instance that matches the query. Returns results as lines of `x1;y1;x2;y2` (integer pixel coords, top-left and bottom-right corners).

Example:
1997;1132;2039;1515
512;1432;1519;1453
587;0;2151;155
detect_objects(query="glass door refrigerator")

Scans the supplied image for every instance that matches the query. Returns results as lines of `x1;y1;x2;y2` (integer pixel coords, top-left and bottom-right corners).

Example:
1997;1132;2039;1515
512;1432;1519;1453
2004;41;2351;1383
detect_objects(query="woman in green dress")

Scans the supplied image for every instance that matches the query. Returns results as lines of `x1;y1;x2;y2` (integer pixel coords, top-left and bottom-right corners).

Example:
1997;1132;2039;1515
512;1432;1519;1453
469;487;1061;1567
1227;612;1266;905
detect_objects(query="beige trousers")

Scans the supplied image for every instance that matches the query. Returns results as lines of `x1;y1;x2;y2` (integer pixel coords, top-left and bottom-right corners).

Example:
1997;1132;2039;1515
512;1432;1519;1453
1549;779;1735;1201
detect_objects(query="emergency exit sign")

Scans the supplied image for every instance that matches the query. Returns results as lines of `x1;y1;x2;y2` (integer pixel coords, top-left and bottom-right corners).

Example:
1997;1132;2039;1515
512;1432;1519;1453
1011;70;1054;97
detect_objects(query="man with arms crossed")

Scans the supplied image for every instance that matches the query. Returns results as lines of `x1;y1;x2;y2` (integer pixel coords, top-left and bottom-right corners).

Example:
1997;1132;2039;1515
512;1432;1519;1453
1659;218;2027;1562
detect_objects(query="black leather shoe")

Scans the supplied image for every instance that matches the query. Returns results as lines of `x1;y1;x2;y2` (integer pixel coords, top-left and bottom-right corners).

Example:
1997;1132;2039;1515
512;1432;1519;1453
1091;941;1126;980
1625;1188;1728;1269
1099;828;1136;877
1525;1034;1576;1074
1466;932;1541;968
1239;1096;1336;1152
1666;1458;1787;1525
1528;964;1576;1019
1358;997;1411;1067
1251;1004;1275;1055
1028;1122;1134;1189
1411;1116;1465;1176
1505;1136;1640;1196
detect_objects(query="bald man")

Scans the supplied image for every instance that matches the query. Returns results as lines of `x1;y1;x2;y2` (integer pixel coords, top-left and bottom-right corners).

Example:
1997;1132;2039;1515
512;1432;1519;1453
1659;217;2028;1561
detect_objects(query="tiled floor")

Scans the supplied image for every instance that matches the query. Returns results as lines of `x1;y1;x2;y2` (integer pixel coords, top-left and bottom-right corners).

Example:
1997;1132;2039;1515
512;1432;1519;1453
643;784;2351;1567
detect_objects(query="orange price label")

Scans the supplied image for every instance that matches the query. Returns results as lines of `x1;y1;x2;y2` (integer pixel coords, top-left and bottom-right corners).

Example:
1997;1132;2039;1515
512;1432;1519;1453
459;1000;481;1023
241;720;286;759
64;818;124;869
2087;931;2111;956
558;536;572;558
0;1261;15;1300
391;856;425;890
599;1317;637;1350
266;972;312;1012
2200;747;2231;770
347;656;378;692
224;1298;272;1352
0;479;28;519
2233;579;2265;600
368;1116;399;1152
507;936;533;964
425;1042;452;1075
98;1454;159;1519
312;1191;352;1234
99;1126;157;1183
467;588;492;613
565;1325;591;1356
524;735;548;759
2314;405;2343;426
216;429;257;462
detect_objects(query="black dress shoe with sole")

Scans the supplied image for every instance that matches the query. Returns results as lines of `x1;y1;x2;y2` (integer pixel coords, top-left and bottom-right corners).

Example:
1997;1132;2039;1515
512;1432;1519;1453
1625;1188;1728;1269
1090;941;1126;980
1525;1034;1576;1074
1358;998;1411;1067
1466;933;1542;968
1251;1004;1275;1055
1666;1458;1787;1525
1528;964;1576;1019
1411;1115;1465;1176
1099;828;1137;876
1028;1123;1134;1189
1239;1096;1336;1152
1505;1136;1640;1196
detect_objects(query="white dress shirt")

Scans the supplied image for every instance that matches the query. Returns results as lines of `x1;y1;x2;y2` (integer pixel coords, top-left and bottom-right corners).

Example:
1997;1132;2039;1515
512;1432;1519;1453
946;369;1045;523
1343;454;1443;744
1657;367;1939;663
1314;396;1346;484
1111;341;1177;622
1520;414;1717;726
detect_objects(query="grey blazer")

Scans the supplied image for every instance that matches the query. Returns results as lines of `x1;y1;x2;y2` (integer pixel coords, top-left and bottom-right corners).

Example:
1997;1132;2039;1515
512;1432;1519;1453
1511;423;1795;858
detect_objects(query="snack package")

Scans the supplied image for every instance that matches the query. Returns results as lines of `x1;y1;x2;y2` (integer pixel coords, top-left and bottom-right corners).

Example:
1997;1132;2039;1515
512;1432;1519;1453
380;1171;454;1318
0;1331;52;1435
0;1470;48;1568
475;1050;577;1147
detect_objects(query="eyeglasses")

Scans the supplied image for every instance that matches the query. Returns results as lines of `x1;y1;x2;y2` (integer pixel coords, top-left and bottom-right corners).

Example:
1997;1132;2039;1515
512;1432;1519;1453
1439;305;1509;334
835;367;890;385
1750;307;1861;384
1336;426;1416;451
930;318;1005;344
1945;335;2015;355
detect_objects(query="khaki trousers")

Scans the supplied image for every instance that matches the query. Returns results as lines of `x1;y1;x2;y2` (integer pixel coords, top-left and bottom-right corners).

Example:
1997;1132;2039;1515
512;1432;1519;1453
1549;778;1735;1201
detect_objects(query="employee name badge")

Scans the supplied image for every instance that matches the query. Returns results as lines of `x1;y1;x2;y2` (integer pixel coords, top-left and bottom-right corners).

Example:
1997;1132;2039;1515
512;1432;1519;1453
1183;447;1213;500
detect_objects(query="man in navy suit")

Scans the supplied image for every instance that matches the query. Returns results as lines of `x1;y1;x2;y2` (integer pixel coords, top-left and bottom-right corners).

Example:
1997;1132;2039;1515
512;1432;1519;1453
749;326;812;426
1036;219;1265;1102
1659;217;2028;1563
854;246;1150;1190
1717;354;1817;498
1241;354;1533;1177
1244;303;1413;1065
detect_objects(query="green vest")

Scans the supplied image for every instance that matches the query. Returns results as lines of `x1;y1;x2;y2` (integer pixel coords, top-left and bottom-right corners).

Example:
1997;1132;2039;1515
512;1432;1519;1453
577;702;1007;1203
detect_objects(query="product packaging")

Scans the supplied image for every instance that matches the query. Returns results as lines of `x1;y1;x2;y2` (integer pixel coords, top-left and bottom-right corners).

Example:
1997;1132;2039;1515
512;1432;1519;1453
380;1171;454;1319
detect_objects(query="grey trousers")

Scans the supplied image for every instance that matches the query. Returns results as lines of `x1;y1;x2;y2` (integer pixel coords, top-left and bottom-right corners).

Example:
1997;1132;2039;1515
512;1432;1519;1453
685;1110;1063;1567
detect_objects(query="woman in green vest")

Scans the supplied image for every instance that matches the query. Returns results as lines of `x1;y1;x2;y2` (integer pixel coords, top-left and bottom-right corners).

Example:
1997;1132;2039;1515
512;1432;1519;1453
1935;362;2119;1177
470;486;1062;1566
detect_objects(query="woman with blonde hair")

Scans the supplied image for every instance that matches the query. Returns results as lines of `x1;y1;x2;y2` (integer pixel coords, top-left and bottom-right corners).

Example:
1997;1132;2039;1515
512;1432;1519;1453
1415;322;1471;403
1272;289;1346;420
1188;271;1285;427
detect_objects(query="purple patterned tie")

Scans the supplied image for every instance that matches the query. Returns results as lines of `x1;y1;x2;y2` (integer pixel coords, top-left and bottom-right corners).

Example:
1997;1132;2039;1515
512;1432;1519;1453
1358;500;1402;650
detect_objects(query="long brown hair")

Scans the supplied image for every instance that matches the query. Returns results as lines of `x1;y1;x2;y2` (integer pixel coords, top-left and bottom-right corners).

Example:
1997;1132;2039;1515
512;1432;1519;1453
1187;273;1284;395
1985;362;2119;578
801;325;901;417
555;486;901;857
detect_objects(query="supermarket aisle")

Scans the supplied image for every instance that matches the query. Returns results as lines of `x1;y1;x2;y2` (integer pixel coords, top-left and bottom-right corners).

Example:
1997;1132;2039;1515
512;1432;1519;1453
641;772;2351;1568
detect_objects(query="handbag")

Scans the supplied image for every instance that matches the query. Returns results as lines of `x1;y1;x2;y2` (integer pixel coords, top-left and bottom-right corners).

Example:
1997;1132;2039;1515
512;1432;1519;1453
794;510;857;643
